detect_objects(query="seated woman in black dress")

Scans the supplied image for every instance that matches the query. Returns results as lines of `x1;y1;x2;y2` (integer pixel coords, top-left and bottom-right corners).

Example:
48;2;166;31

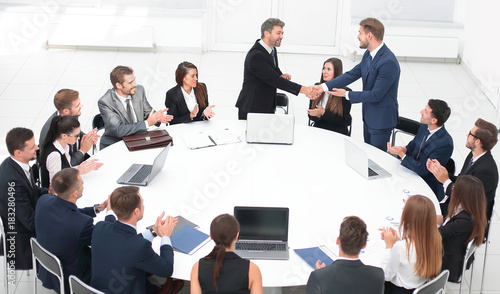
190;214;263;294
438;175;487;282
308;57;352;136
165;61;215;125
40;115;102;188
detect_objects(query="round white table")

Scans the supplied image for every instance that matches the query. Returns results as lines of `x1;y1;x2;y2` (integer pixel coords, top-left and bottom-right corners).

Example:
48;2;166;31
78;120;440;287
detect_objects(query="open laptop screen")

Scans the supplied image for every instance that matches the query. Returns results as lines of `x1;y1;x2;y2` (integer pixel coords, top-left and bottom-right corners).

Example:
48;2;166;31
234;207;289;241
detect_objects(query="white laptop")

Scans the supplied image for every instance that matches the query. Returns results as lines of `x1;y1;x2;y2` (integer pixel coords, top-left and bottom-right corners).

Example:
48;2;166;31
246;113;294;145
234;206;289;260
116;143;171;186
344;139;392;180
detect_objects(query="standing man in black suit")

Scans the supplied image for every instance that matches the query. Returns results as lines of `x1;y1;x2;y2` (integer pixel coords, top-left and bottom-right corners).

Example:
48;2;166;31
0;127;49;270
39;89;98;166
35;168;109;293
306;216;384;294
235;18;312;119
91;186;180;294
428;118;499;219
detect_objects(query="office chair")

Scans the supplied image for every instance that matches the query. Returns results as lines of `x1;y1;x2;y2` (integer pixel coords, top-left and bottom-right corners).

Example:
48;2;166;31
0;218;8;294
458;239;477;294
276;93;289;114
92;114;105;154
480;217;493;294
391;116;421;147
413;269;449;294
30;237;65;294
69;275;105;294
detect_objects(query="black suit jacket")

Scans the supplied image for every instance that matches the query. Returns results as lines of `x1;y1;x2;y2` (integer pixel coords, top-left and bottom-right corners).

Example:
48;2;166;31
0;157;48;269
165;84;208;125
235;40;302;115
439;211;473;282
445;151;498;220
90;219;174;294
306;259;384;294
35;194;99;293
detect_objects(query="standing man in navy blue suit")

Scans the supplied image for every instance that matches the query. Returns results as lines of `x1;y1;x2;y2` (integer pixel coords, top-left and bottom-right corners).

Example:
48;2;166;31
311;18;400;151
91;186;179;294
388;99;453;201
35;168;109;293
0;127;48;270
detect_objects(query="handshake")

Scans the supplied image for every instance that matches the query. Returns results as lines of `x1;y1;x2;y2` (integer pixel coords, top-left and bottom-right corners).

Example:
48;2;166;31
301;85;347;100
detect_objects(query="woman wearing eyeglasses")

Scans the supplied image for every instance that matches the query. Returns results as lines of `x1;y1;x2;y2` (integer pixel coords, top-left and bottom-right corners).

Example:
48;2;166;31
40;115;102;188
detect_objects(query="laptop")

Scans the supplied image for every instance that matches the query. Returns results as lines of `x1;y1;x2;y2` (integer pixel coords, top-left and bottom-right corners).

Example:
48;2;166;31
246;113;294;144
116;143;171;186
344;139;392;180
234;206;289;260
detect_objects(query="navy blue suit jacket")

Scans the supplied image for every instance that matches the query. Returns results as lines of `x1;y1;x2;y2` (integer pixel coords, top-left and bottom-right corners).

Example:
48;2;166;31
402;124;453;201
90;219;174;294
325;44;400;130
35;194;98;293
0;157;48;269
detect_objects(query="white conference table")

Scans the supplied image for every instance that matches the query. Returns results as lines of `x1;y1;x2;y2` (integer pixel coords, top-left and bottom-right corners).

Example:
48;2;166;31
78;119;440;288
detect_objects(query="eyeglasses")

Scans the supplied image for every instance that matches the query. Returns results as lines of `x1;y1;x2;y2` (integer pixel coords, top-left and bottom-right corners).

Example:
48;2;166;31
468;131;479;139
68;133;80;140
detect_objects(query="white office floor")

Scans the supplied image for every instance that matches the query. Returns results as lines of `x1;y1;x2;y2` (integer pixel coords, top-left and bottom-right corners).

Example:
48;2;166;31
0;48;499;293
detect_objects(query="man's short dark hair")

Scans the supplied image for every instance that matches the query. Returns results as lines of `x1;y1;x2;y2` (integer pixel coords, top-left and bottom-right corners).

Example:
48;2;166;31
339;216;368;256
261;18;285;39
110;186;141;220
110;66;134;89
359;18;385;41
475;118;499;151
6;127;34;156
54;89;79;113
428;99;451;126
51;168;80;199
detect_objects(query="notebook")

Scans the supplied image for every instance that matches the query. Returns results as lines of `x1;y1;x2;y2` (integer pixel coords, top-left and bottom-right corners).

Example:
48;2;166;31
344;139;391;180
246;113;294;144
234;206;289;260
116;143;171;186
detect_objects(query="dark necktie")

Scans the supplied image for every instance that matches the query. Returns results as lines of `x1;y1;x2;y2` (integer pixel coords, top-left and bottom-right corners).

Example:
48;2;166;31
416;129;430;159
463;157;475;174
28;167;36;189
270;49;276;67
367;54;372;68
126;98;136;123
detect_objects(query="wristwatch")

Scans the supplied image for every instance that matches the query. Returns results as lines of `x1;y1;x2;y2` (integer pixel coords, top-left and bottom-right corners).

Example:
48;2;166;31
147;225;158;237
94;204;100;214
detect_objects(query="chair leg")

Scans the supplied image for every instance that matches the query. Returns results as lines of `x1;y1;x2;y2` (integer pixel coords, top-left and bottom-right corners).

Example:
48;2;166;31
481;233;490;293
469;262;474;294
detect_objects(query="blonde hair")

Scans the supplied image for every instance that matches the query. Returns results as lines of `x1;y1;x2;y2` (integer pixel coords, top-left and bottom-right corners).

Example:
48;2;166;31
400;195;442;280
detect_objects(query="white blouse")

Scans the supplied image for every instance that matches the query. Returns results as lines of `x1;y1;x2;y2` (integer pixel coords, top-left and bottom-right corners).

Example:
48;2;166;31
46;140;72;182
181;86;197;112
381;240;427;290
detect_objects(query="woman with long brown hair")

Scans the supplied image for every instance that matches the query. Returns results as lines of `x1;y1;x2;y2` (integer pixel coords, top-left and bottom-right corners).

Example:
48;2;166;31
438;175;487;282
190;214;262;294
165;61;215;125
308;57;352;135
381;195;442;293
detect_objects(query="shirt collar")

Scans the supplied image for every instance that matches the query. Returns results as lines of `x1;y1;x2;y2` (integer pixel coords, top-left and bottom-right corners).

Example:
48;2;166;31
180;86;195;98
259;39;273;54
336;256;360;261
53;139;70;154
10;157;31;174
472;151;487;163
428;125;443;135
370;42;384;59
118;220;137;232
115;90;131;101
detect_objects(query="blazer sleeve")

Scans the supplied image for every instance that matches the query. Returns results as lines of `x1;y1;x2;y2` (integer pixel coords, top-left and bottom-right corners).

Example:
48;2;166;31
98;98;148;138
438;214;473;240
249;52;302;96
165;87;192;124
134;241;174;278
78;206;97;217
348;57;400;104
79;217;95;247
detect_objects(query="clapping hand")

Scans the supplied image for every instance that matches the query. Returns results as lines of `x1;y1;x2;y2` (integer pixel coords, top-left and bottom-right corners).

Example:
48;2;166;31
307;106;325;118
203;105;216;119
190;104;199;120
426;158;449;184
78;158;103;175
80;128;100;154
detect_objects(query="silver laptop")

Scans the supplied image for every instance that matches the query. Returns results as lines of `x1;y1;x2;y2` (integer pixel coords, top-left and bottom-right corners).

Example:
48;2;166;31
246;113;294;144
234;206;289;260
117;143;171;186
344;139;392;180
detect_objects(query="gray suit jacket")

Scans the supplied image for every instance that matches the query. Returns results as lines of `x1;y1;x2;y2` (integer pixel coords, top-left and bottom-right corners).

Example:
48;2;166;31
39;111;85;166
98;85;153;149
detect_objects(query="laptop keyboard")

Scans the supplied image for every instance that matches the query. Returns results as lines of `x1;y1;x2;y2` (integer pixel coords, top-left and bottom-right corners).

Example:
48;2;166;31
236;242;286;251
129;165;153;183
368;167;379;177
